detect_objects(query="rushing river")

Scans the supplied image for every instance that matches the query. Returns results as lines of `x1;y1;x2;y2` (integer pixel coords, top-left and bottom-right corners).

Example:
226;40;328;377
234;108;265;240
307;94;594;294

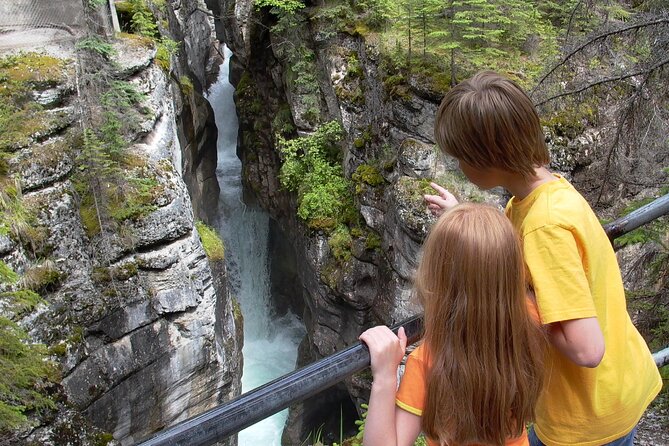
206;44;304;445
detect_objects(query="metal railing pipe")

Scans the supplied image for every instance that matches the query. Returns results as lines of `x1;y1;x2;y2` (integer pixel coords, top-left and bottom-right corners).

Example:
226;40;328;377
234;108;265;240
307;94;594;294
137;315;423;446
654;347;669;368
603;193;669;241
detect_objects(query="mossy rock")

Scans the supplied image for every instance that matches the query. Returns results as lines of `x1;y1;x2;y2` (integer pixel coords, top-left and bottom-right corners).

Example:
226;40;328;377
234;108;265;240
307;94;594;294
352;164;385;194
0;52;71;91
392;176;437;239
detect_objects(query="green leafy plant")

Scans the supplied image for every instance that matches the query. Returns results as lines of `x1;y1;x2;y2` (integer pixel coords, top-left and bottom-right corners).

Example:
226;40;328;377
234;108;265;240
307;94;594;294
254;0;305;14
328;225;352;263
87;0;108;7
278;121;356;232
155;37;179;72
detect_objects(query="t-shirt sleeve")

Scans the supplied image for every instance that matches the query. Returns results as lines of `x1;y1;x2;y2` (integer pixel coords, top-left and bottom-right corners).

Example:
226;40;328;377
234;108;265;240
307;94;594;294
524;224;597;325
395;349;426;416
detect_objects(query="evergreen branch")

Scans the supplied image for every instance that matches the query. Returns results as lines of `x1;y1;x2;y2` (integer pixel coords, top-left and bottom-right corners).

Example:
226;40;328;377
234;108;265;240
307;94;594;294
534;54;669;107
531;16;669;97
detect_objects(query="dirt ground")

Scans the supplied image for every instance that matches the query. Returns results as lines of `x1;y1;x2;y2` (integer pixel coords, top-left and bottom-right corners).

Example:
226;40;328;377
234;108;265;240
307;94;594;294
636;393;669;445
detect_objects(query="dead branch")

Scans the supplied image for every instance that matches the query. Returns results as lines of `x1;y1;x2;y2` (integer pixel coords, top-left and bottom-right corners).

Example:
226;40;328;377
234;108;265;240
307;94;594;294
534;54;669;107
565;0;583;41
531;16;669;97
594;70;654;206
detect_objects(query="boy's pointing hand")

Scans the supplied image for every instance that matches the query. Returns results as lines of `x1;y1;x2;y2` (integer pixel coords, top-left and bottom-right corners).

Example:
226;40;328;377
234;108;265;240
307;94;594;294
424;182;459;217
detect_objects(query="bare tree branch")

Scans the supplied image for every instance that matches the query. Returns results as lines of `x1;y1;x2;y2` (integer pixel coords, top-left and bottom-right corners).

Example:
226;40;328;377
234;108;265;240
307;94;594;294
565;0;583;41
534;55;669;107
594;70;654;206
531;16;669;97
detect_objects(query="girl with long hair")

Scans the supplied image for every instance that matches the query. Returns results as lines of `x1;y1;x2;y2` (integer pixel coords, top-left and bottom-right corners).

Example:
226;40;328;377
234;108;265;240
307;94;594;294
360;203;546;446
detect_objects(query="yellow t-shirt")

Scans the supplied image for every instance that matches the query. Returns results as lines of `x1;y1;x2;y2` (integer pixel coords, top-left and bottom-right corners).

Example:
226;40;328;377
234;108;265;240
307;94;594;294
505;175;662;446
395;345;529;446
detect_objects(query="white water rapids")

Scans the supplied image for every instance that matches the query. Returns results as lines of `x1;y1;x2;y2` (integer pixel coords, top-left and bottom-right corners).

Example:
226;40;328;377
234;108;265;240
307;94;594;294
206;45;304;445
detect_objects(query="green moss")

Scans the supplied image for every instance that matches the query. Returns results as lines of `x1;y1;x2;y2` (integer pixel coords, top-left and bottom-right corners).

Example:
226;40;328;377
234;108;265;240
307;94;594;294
155;37;179;72
382;73;410;100
92;262;138;283
328;225;352;263
0;52;69;90
0;102;69;152
195;221;225;261
235;72;264;116
352;164;385;194
49;342;68;357
232;297;242;322
94;432;115;446
178;75;194;96
0;260;18;283
0;180;50;258
364;231;381;251
0;289;43;316
541;102;598;139
272;103;295;137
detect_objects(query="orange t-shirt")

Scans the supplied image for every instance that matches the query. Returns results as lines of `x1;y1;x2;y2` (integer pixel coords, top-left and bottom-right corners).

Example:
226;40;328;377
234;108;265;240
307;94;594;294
395;344;529;446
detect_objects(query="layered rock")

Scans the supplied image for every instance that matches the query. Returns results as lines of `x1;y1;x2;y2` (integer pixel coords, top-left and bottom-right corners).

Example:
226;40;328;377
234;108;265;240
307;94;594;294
1;2;242;444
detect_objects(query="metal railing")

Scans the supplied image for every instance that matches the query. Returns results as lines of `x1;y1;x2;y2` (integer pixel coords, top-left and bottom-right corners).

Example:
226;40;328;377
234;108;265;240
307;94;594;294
138;193;669;446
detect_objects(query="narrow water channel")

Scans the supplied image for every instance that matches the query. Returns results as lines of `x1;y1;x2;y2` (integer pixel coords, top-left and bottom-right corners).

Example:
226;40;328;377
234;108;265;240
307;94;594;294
206;45;304;445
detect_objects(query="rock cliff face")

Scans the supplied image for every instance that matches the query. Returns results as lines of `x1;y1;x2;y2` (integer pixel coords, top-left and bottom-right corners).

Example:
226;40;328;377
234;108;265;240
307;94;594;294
1;2;241;445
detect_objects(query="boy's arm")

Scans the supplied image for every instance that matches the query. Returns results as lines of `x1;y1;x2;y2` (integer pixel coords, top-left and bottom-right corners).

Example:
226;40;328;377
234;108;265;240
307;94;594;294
524;224;605;368
424;182;459;216
547;317;605;368
359;327;420;446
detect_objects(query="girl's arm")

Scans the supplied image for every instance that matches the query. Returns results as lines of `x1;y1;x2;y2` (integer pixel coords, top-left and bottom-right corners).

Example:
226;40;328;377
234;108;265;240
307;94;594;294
359;326;421;446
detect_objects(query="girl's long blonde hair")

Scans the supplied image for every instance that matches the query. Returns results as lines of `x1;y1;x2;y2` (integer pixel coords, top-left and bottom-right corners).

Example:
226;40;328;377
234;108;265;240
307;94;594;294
415;203;545;446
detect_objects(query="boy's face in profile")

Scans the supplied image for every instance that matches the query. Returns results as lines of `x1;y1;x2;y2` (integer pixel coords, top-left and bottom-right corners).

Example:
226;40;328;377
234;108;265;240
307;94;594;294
458;159;500;190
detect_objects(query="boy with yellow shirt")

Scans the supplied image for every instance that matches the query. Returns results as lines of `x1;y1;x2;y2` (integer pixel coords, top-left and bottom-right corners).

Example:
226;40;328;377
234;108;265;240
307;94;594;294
425;71;661;446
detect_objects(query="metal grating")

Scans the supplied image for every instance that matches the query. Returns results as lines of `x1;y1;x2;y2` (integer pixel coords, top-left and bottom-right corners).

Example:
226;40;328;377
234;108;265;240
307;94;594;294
0;0;85;32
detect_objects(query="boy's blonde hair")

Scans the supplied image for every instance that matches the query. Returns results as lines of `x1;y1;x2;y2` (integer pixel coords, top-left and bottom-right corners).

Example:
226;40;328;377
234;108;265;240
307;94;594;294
415;203;546;445
434;71;549;180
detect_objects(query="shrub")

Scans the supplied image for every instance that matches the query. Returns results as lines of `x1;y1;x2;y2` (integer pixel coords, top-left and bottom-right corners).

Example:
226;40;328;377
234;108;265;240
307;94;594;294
278;121;356;232
76;36;116;59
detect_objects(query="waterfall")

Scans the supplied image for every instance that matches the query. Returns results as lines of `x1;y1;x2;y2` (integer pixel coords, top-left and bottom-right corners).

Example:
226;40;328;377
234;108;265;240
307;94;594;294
206;45;305;445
